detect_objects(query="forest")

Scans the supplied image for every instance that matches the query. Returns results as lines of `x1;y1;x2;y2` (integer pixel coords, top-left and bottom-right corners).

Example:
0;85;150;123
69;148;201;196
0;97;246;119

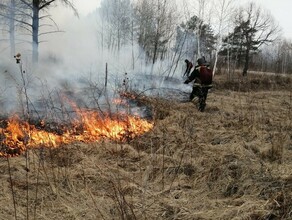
0;0;291;75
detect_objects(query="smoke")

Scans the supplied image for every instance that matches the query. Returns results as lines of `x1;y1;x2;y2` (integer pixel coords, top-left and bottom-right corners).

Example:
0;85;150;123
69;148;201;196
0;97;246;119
0;4;190;119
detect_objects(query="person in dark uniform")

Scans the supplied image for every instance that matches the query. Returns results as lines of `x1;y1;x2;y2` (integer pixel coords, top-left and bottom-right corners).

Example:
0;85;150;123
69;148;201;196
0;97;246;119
184;57;213;112
183;59;193;77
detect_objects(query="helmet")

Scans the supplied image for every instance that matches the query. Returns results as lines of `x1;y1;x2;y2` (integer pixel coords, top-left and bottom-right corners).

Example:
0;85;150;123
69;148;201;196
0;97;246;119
197;57;205;65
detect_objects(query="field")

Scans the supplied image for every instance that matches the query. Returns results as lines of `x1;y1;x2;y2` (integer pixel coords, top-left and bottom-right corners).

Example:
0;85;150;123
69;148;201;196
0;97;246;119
0;73;291;220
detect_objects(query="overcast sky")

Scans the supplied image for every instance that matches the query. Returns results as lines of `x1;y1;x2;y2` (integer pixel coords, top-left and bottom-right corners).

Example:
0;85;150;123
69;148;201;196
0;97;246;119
241;0;292;39
73;0;292;39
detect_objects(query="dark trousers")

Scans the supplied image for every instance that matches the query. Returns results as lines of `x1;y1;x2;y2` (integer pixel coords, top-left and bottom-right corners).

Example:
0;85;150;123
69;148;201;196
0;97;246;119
190;86;211;112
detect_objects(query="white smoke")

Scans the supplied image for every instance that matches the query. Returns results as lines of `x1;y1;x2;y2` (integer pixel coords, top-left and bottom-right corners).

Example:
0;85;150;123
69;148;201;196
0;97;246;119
0;4;189;118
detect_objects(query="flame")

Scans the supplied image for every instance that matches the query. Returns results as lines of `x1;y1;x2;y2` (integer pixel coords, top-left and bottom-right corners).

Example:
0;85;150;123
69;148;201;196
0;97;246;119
112;98;127;105
0;108;153;157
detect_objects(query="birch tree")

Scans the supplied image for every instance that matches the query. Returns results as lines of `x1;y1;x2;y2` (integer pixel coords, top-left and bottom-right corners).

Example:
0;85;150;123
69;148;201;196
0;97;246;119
211;0;236;76
196;0;207;57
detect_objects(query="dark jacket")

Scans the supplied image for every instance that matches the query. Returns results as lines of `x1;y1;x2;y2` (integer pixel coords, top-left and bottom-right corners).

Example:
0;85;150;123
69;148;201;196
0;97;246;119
184;60;193;77
184;64;212;87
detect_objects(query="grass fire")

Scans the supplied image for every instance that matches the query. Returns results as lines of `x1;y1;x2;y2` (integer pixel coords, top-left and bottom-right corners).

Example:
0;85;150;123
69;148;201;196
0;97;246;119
0;107;154;157
0;72;291;220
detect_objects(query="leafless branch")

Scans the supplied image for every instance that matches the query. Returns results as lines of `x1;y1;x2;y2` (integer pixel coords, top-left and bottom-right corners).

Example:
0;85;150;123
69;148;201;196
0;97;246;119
38;30;65;36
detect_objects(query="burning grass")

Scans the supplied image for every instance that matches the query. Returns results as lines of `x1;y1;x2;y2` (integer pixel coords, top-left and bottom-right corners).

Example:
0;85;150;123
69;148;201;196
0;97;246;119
0;110;153;157
0;73;291;219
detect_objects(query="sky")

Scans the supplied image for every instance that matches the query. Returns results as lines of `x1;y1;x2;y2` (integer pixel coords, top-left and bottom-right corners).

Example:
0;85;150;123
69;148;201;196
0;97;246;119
241;0;292;39
73;0;292;39
73;0;101;15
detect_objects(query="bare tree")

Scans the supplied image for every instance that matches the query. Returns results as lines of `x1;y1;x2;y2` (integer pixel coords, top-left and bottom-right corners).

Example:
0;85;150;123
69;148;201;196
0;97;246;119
0;0;77;63
222;3;280;76
196;0;207;58
8;0;16;57
99;0;132;53
0;0;28;57
211;0;236;76
272;39;292;73
134;0;155;62
244;38;292;74
134;0;178;64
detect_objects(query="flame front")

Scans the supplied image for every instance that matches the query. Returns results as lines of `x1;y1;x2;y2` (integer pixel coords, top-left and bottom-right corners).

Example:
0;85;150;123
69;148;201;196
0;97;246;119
0;110;153;157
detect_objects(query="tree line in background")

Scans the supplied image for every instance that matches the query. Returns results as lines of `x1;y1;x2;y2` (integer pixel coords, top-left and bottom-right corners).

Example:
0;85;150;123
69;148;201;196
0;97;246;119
0;0;291;75
0;0;77;63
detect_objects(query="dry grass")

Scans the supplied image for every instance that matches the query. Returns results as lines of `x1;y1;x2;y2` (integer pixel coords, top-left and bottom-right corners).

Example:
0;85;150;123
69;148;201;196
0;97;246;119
0;73;291;220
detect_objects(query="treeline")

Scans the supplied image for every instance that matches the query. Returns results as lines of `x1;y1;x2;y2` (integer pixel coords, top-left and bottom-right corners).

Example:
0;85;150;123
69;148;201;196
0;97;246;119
97;0;292;75
0;0;291;75
0;0;77;63
249;39;292;74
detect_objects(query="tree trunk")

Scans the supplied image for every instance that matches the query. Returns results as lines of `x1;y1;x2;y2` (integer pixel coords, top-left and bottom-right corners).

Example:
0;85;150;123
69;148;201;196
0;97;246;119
242;47;250;76
170;32;187;77
152;40;158;64
9;0;15;57
32;4;39;63
152;22;160;65
213;47;219;77
131;20;135;70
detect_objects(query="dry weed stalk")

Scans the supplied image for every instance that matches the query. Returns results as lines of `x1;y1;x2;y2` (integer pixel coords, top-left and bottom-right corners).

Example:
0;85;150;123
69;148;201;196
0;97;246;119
6;156;18;220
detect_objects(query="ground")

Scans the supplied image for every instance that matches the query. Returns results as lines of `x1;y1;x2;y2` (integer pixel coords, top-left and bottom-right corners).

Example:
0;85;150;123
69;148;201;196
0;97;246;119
0;73;291;220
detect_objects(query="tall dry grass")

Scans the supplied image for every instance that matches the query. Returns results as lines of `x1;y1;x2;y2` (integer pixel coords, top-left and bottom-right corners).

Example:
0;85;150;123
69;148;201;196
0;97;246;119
0;73;291;219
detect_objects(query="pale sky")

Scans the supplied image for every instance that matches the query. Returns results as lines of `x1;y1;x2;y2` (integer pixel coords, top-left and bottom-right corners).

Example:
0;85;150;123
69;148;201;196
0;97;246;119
242;0;292;39
73;0;101;15
73;0;292;39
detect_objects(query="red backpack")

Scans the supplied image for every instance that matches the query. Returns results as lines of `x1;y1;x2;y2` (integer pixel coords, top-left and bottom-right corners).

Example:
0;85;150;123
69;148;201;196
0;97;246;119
199;66;213;85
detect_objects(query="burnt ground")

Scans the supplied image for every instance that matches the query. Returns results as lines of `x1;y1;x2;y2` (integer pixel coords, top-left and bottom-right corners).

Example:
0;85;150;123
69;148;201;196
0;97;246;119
0;73;291;220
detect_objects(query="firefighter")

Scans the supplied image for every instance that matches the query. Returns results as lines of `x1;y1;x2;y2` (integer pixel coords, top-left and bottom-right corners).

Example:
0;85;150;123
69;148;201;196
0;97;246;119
183;59;193;78
184;57;213;112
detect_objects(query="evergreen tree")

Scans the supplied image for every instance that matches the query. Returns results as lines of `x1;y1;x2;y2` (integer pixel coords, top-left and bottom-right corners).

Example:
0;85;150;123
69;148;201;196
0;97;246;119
174;15;216;62
220;3;279;75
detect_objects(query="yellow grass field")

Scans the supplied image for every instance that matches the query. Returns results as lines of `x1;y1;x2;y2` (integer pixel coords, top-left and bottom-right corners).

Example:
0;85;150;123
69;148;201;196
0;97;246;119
0;73;291;220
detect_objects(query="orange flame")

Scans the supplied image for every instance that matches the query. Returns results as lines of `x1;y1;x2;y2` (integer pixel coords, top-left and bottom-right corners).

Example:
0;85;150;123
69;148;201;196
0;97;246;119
0;109;153;157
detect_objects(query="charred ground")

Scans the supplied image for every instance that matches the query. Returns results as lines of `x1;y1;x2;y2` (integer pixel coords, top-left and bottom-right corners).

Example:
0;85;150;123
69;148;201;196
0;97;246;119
0;73;291;220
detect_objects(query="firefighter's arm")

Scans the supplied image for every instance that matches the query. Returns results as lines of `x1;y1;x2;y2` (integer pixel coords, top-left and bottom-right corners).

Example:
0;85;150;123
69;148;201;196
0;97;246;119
185;68;199;83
